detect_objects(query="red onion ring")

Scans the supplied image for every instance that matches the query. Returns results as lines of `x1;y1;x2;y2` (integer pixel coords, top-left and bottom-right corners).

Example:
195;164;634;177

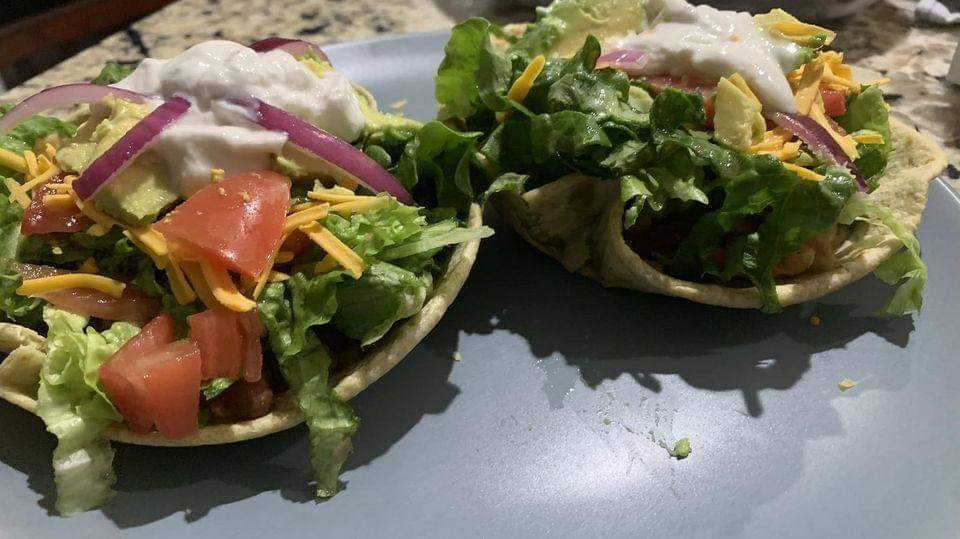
771;112;867;191
249;37;330;64
596;49;647;76
0;83;147;136
229;97;413;204
72;97;191;200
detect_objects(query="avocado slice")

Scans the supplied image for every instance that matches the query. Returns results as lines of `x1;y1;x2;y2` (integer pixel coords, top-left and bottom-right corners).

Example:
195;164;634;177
57;96;179;226
93;154;177;226
713;76;766;152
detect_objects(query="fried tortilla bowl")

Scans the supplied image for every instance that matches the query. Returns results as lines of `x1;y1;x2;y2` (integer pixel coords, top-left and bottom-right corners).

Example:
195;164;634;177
0;203;482;446
492;119;947;309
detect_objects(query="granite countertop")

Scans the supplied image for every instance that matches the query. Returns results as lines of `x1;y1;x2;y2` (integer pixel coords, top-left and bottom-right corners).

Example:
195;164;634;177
2;0;958;182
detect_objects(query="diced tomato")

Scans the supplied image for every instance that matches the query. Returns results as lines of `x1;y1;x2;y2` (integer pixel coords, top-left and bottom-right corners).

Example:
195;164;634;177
187;308;242;380
187;307;263;382
100;334;202;439
21;178;89;235
820;89;847;117
154;171;290;278
237;310;263;383
13;262;161;324
141;340;202;438
99;314;176;434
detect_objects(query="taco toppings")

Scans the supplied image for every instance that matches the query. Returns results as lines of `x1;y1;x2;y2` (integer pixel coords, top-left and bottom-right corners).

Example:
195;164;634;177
439;0;935;313
0;39;490;515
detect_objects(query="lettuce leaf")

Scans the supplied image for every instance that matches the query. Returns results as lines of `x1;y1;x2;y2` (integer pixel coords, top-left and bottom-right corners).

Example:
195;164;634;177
837;85;890;186
35;307;139;516
656;130;858;312
839;195;926;315
0;104;76;177
90;61;138;86
333;262;430;345
394;121;484;212
436;18;500;121
258;282;358;497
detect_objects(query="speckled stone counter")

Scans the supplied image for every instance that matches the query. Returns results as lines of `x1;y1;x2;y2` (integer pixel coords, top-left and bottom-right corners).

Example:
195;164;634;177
2;0;958;182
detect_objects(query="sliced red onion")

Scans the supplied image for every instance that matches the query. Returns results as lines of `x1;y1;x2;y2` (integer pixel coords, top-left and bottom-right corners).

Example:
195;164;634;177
249;37;330;63
596;49;647;76
72;97;191;200
771;112;867;191
0;83;146;136
229;97;413;204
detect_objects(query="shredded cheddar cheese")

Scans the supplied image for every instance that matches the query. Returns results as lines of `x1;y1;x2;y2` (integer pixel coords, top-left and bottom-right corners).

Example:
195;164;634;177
507;55;546;103
181;261;219;310
165;257;197;305
852;132;885;145
4;178;30;208
314;255;339;275
794;59;825;115
199;259;257;312
267;271;289;282
307;190;372;204
782;162;825;181
283;203;330;234
809;98;860;160
252;238;287;300
23;151;38;177
123;227;170;269
17;274;126;298
300;222;364;278
289;201;318;213
0;148;27;174
42;193;76;211
329;196;389;216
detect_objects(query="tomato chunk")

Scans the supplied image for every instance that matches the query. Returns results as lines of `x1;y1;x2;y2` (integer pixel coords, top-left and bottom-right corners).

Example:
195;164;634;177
820;89;847;117
237;310;263;383
13;262;160;324
142;340;202;438
154;171;290;278
99;314;175;434
99;326;203;439
187;308;243;380
187;308;263;382
20;177;90;235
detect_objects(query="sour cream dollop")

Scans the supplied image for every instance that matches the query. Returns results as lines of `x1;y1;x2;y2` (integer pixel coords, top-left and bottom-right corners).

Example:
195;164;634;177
606;0;800;113
114;40;365;195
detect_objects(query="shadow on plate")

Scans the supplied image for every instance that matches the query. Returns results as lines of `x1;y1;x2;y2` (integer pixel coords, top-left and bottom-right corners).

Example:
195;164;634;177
0;212;915;528
0;312;463;527
454;211;914;417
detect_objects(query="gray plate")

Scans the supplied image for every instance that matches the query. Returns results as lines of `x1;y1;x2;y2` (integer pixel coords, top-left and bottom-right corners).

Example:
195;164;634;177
2;32;958;538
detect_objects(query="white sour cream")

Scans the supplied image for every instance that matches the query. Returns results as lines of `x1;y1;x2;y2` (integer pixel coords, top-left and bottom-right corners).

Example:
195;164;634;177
115;40;365;196
606;0;800;113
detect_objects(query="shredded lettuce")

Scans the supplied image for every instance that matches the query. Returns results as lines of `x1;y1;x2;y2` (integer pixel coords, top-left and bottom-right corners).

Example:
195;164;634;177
35;307;139;516
201;377;234;400
258;282;358;497
839;195;926;315
837;85;891;187
393;121;484;212
90;61;138;86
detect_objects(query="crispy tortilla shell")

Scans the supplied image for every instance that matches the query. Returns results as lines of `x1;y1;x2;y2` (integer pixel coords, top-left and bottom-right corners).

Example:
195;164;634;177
0;203;483;446
492;119;947;309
